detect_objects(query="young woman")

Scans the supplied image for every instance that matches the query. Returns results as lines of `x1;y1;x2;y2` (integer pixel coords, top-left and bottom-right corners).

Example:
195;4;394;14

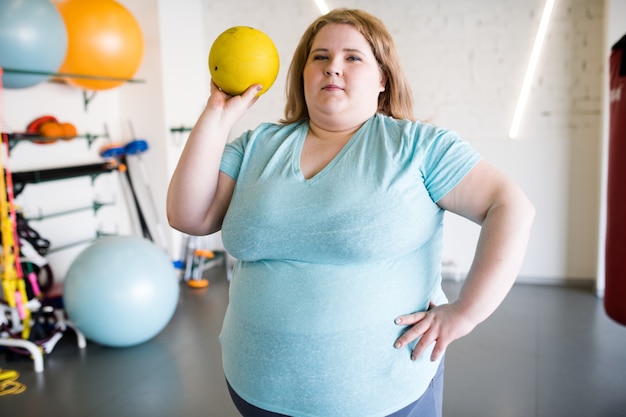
167;8;535;417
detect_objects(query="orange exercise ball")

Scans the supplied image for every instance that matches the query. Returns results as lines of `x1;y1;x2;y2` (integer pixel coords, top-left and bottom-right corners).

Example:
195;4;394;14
55;0;144;91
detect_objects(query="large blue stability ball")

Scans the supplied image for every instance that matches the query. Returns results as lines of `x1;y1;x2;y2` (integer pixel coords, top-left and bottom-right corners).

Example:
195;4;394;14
0;0;68;88
63;236;180;348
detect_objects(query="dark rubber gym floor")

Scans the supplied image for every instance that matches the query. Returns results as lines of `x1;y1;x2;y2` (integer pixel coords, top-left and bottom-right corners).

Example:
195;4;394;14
2;266;625;417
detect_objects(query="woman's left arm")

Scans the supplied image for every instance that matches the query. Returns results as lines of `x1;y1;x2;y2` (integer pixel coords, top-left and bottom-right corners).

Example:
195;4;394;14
394;159;536;361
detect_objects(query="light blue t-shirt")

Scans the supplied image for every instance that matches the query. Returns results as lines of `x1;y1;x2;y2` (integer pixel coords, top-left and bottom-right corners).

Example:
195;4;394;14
218;113;481;417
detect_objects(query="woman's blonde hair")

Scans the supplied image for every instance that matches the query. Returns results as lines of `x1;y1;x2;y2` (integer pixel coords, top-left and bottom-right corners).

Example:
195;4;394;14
281;8;415;124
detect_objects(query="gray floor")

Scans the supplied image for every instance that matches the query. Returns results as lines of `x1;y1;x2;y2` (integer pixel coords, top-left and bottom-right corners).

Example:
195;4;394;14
1;267;625;417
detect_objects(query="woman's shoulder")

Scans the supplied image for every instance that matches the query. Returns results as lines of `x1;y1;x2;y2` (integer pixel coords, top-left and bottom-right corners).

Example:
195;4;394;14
231;120;306;148
250;120;306;137
373;113;449;135
371;114;457;149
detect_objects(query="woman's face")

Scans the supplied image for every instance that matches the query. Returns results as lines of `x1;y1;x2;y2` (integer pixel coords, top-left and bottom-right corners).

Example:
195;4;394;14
303;23;386;129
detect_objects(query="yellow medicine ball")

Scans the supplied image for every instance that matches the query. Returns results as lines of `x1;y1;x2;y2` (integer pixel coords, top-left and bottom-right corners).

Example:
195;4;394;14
208;26;279;97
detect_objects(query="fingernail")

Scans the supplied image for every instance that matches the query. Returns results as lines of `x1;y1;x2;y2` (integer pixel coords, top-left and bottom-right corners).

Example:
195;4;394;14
394;342;402;349
256;85;263;91
394;318;402;324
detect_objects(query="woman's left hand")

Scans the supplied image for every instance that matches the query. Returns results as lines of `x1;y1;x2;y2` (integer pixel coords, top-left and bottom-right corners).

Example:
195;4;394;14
393;302;477;362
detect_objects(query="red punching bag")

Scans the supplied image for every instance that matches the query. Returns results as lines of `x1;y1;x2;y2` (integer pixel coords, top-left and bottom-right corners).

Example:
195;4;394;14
605;33;626;326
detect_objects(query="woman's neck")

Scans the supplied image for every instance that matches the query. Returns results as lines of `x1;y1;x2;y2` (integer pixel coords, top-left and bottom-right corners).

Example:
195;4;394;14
307;116;369;142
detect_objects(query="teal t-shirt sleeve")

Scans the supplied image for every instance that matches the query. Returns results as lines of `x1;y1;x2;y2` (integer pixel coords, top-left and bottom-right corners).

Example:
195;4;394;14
219;131;250;180
420;127;482;203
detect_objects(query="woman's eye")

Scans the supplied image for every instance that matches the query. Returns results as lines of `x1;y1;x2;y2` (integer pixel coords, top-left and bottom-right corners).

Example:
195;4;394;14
312;55;328;61
347;56;362;62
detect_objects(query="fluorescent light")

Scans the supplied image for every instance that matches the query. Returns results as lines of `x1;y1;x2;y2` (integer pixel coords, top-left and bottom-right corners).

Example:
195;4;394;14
315;0;329;14
508;0;555;139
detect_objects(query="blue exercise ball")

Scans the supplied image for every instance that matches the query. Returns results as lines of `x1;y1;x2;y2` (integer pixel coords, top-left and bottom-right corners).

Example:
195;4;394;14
63;236;180;348
0;0;68;88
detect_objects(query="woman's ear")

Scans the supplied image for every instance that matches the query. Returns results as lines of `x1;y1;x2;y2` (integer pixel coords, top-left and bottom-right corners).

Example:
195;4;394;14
379;73;387;92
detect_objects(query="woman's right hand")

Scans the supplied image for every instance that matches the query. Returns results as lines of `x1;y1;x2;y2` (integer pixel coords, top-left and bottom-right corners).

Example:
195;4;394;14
206;80;262;127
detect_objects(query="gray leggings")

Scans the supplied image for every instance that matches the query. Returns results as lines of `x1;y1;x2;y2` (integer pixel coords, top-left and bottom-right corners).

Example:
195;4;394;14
227;358;445;417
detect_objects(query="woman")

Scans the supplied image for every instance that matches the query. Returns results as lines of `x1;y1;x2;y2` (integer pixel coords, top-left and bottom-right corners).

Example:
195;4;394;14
167;8;535;417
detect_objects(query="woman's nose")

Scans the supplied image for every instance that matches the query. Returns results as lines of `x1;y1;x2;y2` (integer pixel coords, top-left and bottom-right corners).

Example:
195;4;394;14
324;61;341;76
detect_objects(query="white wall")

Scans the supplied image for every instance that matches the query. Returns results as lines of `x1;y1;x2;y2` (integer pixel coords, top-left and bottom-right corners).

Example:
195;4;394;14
2;0;621;285
196;0;609;284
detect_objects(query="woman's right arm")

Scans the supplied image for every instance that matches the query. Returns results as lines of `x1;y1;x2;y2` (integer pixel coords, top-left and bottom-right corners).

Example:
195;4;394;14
166;82;262;235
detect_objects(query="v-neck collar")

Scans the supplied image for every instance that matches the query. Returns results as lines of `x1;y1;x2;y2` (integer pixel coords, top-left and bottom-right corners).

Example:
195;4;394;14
294;120;366;184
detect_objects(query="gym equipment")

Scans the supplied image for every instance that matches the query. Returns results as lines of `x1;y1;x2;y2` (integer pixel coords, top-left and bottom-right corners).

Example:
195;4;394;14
0;0;68;88
209;26;280;96
605;33;626;326
10;161;120;196
0;368;26;396
100;142;154;245
26;115;78;144
63;236;179;347
0;166;34;365
182;235;211;288
55;0;144;90
178;235;232;288
99;129;169;253
124;137;169;252
1;113;32;341
0;162;85;372
15;210;52;296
